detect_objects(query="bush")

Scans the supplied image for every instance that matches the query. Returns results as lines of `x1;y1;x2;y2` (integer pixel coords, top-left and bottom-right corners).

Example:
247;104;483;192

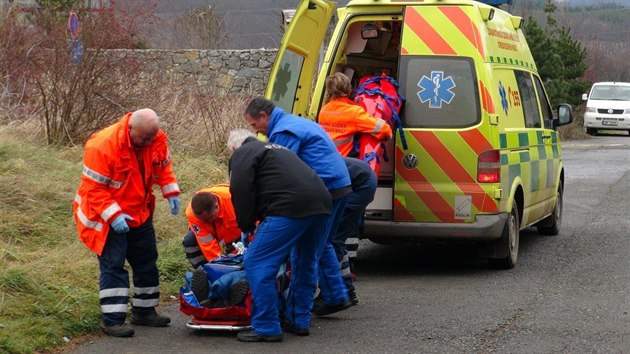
0;2;165;145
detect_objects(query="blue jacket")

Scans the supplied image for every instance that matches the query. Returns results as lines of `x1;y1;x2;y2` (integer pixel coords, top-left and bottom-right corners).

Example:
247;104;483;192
267;107;351;192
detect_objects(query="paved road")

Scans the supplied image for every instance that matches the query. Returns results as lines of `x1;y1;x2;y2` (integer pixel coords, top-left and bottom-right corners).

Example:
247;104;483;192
71;134;630;354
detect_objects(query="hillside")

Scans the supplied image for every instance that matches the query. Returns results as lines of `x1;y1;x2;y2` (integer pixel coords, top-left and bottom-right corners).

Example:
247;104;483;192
566;0;629;6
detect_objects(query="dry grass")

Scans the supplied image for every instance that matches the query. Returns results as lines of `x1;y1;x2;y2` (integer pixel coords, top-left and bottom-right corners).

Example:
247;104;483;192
0;99;245;352
559;104;589;141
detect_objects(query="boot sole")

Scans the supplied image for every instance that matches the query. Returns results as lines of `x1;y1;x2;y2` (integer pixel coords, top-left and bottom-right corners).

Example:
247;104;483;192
191;269;210;302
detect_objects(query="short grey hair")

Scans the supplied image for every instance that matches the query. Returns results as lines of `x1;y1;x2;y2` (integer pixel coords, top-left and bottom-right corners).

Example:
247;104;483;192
227;129;256;153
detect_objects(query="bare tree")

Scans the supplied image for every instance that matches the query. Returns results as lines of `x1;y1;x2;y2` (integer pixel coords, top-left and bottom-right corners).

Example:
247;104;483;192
174;5;228;49
1;1;163;145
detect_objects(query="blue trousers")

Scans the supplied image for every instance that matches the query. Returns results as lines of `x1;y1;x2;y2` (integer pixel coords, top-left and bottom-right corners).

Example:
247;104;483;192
332;173;377;288
98;220;160;325
245;214;328;336
207;270;247;299
317;196;351;305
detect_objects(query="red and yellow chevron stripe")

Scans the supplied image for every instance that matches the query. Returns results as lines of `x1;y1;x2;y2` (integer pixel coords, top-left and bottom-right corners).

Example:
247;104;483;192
401;6;485;60
395;129;499;223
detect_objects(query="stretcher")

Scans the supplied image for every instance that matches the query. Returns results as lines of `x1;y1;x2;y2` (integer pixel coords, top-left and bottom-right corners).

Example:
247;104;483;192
179;255;290;331
179;256;252;331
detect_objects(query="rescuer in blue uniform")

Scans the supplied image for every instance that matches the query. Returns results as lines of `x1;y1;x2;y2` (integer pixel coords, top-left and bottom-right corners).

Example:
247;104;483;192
326;157;377;307
244;97;354;317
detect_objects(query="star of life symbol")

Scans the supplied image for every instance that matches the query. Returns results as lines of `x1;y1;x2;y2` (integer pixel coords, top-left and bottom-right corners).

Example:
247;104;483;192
417;71;456;109
498;80;509;115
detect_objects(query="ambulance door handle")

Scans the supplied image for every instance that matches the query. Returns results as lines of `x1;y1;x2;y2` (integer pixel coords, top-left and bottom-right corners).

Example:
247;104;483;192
542;135;551;140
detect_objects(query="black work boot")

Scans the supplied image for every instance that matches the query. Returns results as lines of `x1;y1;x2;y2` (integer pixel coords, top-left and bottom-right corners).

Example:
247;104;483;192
347;286;359;305
312;299;354;317
237;330;283;342
282;320;310;336
130;311;171;327
227;279;249;306
100;321;135;337
191;268;210;303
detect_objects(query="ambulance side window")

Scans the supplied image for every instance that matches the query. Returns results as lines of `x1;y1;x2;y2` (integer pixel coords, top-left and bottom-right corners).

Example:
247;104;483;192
533;75;554;127
515;71;541;128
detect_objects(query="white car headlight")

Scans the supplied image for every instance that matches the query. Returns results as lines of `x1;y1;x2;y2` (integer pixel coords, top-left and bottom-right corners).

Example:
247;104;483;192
586;107;596;113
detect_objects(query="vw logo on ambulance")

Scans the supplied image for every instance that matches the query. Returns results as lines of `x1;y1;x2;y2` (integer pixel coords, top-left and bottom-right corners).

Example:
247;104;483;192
402;154;418;169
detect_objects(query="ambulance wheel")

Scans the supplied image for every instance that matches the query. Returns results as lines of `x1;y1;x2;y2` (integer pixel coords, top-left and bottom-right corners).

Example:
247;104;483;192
489;200;519;269
537;183;563;236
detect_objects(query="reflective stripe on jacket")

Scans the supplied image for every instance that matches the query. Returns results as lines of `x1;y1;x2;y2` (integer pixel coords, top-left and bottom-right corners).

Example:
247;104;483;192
185;184;241;262
73;113;180;255
318;97;393;156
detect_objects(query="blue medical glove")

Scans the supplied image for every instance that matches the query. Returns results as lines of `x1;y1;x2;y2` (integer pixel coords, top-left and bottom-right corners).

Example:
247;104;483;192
168;196;180;215
111;214;133;234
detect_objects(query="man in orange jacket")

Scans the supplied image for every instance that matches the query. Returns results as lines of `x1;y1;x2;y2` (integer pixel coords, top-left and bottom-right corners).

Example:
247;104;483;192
183;184;242;269
73;108;180;338
183;185;250;308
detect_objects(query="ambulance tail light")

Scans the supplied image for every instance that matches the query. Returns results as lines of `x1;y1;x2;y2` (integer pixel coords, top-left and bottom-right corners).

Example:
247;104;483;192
478;150;500;183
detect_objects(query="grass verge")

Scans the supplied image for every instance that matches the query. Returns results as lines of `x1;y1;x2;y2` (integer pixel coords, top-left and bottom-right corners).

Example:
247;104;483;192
0;126;229;354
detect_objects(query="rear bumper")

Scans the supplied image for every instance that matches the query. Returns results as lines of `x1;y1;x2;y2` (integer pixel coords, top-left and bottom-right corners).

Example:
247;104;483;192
363;213;508;241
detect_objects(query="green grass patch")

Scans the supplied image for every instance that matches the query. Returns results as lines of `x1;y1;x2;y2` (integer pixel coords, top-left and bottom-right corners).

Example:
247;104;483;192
0;127;229;353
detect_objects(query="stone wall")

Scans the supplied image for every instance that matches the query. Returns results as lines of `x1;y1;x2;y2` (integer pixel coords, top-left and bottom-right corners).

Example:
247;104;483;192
135;49;278;95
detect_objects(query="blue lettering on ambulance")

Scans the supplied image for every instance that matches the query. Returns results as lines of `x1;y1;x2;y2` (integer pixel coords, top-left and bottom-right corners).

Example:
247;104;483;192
499;81;509;115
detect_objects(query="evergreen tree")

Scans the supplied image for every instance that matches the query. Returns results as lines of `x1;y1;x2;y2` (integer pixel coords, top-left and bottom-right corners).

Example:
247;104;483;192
523;0;590;106
36;0;81;12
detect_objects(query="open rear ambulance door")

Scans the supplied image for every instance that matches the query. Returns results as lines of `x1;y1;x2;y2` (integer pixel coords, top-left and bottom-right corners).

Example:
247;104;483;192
392;4;497;225
264;0;335;116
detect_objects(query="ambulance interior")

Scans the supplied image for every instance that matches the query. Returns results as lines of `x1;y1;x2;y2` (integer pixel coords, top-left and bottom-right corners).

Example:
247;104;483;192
327;19;402;183
333;19;401;90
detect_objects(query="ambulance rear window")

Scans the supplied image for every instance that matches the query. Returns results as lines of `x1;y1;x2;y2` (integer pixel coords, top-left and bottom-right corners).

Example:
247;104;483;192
399;56;480;128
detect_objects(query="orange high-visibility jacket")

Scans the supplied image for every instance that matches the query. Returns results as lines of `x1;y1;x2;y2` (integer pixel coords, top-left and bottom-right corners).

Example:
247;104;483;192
73;113;180;256
185;184;241;262
318;97;393;156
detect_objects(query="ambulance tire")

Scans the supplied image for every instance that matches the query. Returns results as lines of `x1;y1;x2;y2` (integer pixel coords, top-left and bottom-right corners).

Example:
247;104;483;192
489;200;519;269
537;183;563;236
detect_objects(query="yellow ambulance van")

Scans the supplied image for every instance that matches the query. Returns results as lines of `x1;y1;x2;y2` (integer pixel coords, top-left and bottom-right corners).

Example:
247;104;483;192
265;0;573;268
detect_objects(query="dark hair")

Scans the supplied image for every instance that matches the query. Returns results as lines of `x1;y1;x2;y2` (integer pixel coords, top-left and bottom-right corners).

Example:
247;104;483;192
191;192;217;215
245;97;275;118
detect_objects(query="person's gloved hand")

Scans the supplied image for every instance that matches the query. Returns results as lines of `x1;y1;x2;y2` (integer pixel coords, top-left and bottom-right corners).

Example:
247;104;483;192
111;214;133;234
168;196;180;215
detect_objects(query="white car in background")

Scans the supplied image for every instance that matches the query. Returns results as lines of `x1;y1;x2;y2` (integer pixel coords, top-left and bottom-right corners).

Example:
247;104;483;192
583;82;630;135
